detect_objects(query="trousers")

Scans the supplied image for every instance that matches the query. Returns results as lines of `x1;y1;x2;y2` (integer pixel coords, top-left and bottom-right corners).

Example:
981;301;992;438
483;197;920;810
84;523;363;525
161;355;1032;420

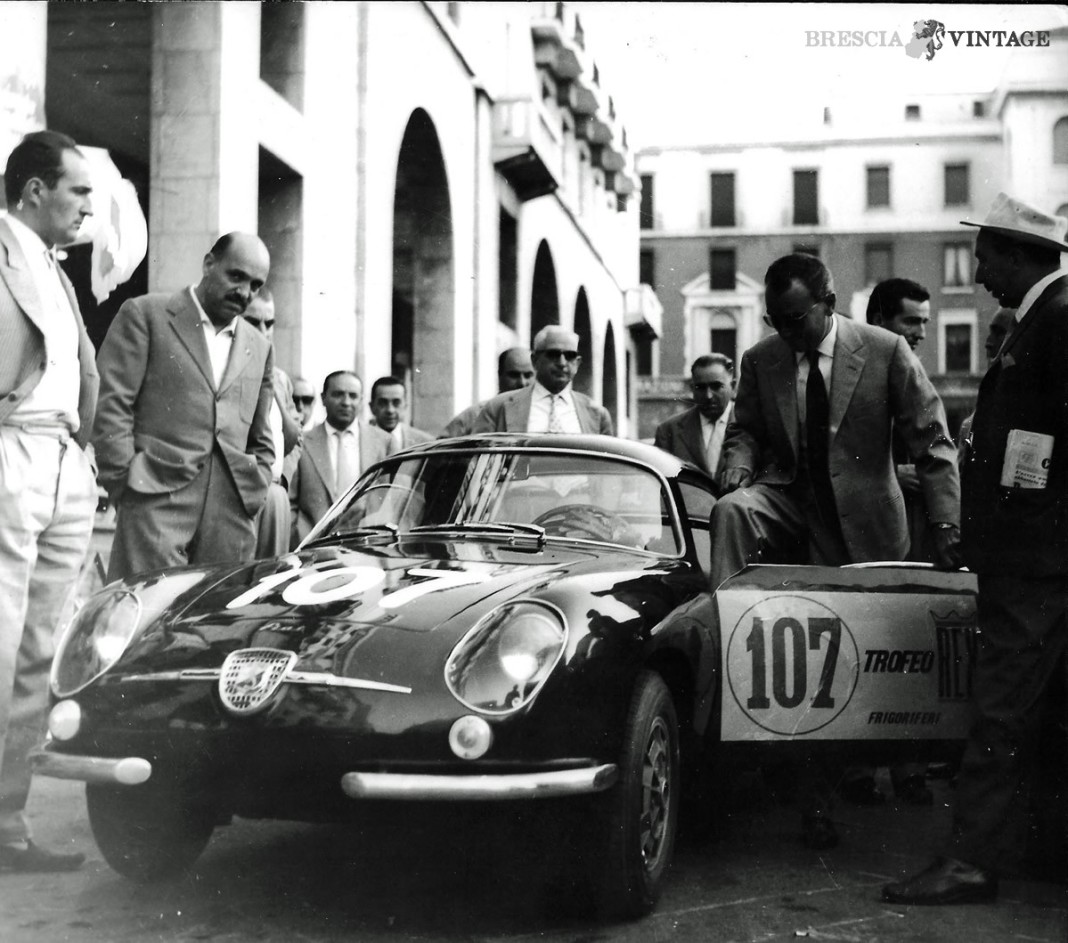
0;427;96;843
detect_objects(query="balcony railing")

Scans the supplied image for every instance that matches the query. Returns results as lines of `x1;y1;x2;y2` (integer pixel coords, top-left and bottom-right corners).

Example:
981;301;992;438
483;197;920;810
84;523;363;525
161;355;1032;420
625;284;663;339
492;97;562;201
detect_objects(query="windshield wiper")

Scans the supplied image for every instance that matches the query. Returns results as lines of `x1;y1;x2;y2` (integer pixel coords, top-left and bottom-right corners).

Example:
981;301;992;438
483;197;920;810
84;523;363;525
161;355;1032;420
408;521;546;541
308;523;399;544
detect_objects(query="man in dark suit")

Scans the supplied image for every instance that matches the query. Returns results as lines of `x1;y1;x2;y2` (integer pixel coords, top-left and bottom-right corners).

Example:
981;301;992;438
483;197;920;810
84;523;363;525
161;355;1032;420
288;370;392;545
369;376;434;450
472;325;614;435
885;195;1068;905
440;348;534;438
711;253;961;591
94;232;275;581
654;353;735;483
0;130;97;871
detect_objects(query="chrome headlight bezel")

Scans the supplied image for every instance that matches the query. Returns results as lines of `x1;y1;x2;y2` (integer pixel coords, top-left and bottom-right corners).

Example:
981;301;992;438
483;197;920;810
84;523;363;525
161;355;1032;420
51;587;143;698
445;600;568;716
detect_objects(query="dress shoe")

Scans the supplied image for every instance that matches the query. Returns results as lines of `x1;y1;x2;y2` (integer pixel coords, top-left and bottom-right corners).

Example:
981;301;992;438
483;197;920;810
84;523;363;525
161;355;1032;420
801;813;839;850
895;775;934;806
882;856;997;905
0;840;85;873
839;775;886;806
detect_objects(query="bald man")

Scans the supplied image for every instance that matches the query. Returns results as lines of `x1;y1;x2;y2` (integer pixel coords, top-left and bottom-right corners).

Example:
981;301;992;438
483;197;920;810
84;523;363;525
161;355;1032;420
93;232;276;580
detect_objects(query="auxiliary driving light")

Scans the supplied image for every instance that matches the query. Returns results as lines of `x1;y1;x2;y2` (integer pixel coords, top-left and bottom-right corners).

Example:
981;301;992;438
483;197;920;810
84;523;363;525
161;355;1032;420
449;715;492;760
48;700;82;741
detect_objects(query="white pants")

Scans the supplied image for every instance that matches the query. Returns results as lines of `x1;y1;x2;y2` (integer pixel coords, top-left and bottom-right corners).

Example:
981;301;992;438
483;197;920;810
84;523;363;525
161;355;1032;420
0;428;96;843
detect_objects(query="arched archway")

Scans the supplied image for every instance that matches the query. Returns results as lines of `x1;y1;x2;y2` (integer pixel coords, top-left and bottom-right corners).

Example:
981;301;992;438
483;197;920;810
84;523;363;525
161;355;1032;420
602;322;619;431
572;288;592;396
530;240;559;344
392;109;454;431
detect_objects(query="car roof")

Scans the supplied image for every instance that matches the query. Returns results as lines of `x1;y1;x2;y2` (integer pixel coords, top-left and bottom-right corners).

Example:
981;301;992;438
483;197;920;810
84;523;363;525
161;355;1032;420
393;433;699;480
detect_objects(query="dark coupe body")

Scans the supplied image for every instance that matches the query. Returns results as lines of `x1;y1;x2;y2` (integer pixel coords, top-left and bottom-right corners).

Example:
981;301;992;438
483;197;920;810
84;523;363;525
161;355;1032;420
35;435;976;917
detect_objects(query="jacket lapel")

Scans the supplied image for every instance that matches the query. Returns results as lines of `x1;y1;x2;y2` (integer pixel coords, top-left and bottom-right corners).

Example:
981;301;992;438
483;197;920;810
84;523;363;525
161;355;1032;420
999;275;1068;362
769;344;799;460
508;387;533;431
682;408;708;471
828;317;864;440
218;317;254;394
306;424;336;502
167;290;216;389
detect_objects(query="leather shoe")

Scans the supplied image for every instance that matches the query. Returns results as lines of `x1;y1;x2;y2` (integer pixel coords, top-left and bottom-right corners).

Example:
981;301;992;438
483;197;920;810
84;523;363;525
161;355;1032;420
801;813;839;850
883;856;997;905
0;840;84;873
839;775;886;806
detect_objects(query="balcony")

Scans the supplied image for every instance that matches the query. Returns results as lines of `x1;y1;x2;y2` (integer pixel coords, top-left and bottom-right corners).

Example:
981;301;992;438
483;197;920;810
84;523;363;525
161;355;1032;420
625;285;662;339
492;97;562;201
593;145;625;174
576;115;612;146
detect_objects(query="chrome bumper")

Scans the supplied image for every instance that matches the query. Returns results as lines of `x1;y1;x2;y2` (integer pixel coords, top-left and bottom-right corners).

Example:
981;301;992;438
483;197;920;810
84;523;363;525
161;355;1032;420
340;764;618;801
31;749;152;786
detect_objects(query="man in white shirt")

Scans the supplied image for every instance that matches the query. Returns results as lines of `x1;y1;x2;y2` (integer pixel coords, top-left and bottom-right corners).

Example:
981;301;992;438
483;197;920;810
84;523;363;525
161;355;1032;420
288;371;392;545
654;354;734;486
369;376;433;450
471;326;614;435
0;130;98;871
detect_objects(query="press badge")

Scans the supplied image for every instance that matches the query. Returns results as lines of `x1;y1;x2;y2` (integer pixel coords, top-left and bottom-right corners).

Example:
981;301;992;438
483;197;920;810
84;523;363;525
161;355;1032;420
1000;429;1054;489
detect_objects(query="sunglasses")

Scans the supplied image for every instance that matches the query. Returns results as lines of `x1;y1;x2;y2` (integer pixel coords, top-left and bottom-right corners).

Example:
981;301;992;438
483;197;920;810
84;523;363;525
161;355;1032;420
762;300;825;329
293;395;315;407
538;348;579;362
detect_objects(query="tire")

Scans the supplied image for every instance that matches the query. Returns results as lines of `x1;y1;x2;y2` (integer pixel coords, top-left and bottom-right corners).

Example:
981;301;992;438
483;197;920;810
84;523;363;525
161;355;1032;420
87;782;215;882
596;671;680;919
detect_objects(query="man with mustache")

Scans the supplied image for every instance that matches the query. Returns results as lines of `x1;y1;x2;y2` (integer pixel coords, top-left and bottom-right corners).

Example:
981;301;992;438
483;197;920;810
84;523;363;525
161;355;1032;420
93;232;275;580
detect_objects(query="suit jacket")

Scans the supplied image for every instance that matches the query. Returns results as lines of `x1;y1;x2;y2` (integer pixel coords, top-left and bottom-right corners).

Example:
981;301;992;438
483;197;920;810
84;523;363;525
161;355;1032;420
92;289;275;516
0;218;98;448
654;401;733;480
723;314;959;563
273;367;302;487
471;385;614;436
392;422;434;450
288;419;393;544
962;274;1068;576
440;402;482;439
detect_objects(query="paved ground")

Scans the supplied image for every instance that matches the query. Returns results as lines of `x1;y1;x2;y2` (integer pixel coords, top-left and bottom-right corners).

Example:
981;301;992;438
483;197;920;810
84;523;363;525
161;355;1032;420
0;773;1064;943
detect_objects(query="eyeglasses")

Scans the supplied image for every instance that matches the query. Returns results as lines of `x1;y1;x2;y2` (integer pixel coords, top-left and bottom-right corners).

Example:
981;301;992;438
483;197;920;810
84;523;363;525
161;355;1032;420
763;300;825;329
537;348;579;362
293;396;315;407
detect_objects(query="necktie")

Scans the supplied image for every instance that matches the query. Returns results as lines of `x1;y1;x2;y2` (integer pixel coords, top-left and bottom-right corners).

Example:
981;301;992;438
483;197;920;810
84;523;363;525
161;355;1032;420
335;429;358;494
706;420;721;475
548;394;564;433
805;350;836;522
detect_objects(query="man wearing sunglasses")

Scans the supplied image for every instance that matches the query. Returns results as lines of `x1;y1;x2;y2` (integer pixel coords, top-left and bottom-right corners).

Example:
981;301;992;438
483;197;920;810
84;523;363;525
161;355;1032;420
710;253;961;592
291;377;317;431
472;325;613;435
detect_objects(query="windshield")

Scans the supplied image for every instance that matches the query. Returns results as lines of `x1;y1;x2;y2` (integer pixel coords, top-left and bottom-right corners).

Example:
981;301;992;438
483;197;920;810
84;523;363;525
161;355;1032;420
305;448;682;554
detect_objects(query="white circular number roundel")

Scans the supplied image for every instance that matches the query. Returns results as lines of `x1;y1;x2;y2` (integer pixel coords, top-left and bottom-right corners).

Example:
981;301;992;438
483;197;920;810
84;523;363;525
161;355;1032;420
725;595;859;736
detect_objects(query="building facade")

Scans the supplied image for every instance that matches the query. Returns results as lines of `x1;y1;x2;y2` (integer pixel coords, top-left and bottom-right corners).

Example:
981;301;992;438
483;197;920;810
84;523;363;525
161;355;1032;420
635;27;1068;438
0;1;652;436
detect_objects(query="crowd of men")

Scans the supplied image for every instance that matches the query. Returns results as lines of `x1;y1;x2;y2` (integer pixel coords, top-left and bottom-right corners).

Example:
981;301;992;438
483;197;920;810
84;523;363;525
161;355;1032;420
0;127;1065;909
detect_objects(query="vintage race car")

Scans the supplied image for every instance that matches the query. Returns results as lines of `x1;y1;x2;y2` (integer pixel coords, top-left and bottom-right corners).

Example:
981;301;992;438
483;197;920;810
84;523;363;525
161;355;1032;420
33;434;977;917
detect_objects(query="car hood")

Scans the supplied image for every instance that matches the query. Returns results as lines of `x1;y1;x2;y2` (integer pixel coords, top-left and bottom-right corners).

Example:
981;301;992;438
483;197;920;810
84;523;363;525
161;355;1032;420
112;538;672;683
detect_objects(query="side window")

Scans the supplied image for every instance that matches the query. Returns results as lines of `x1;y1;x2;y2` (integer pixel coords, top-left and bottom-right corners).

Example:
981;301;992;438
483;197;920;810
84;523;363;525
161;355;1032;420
677;479;717;575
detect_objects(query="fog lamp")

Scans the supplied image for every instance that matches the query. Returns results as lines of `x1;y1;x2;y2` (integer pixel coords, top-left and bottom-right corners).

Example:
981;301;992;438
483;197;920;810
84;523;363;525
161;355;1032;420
449;715;492;760
48;700;82;741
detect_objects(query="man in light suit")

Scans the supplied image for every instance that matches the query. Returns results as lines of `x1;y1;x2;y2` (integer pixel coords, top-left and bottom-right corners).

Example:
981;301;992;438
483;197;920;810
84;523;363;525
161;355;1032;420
288;370;392;546
471;325;614;435
885;196;1068;905
93;232;275;581
369;376;433;450
654;353;734;485
0;130;97;871
242;289;301;558
710;252;961;591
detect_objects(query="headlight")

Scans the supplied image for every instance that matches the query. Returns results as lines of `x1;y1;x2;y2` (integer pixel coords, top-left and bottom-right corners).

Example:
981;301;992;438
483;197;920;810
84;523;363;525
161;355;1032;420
445;601;567;715
51;588;141;697
51;571;209;698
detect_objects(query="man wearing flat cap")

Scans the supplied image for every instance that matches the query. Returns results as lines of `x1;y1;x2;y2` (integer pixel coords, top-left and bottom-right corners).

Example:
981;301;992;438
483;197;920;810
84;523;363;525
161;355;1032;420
885;194;1068;905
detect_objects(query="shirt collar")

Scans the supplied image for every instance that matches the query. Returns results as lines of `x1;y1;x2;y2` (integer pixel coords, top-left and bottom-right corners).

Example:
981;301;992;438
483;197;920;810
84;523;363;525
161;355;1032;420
4;214;52;265
795;312;838;364
189;285;238;337
327;419;357;436
533;380;574;405
701;401;732;428
1015;267;1068;323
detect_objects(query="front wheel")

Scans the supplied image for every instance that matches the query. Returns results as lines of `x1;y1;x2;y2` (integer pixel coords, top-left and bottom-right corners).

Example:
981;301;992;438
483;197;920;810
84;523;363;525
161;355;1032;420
87;782;215;881
597;671;680;919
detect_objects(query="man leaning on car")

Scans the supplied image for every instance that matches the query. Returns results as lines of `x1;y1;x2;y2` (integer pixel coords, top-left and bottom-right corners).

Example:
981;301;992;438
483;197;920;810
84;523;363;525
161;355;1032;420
884;194;1068;906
